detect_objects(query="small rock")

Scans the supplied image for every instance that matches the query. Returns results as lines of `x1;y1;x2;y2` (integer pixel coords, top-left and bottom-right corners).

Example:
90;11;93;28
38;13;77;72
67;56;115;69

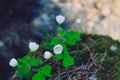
89;74;97;80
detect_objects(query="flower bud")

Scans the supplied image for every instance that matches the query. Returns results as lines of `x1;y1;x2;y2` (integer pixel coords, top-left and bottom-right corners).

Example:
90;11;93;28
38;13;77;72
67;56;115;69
29;42;39;52
53;44;63;54
76;18;81;24
56;15;65;25
44;51;52;59
9;58;18;67
110;45;117;52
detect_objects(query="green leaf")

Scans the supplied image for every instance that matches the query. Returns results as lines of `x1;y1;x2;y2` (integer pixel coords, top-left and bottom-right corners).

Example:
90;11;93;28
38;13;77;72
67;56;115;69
17;71;33;78
37;59;44;65
18;56;38;66
17;65;30;74
18;56;30;64
29;57;38;66
41;65;52;77
62;30;81;46
55;54;63;60
63;55;74;68
73;31;81;41
16;71;24;78
62;44;69;55
44;43;54;50
65;38;76;45
51;37;59;45
57;29;65;36
16;64;31;78
32;73;46;80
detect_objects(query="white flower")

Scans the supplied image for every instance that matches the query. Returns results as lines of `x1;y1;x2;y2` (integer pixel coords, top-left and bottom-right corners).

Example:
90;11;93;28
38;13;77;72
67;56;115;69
76;18;81;24
29;42;39;52
56;15;65;25
110;45;117;51
44;51;52;59
9;58;18;67
53;44;63;54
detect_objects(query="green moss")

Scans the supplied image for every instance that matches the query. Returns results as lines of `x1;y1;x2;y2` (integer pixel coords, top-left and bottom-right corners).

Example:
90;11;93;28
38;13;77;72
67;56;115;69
80;34;120;80
11;33;120;80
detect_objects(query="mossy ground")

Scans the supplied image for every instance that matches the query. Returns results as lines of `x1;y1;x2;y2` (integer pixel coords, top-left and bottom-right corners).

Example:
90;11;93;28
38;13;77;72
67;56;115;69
79;34;120;80
11;34;120;80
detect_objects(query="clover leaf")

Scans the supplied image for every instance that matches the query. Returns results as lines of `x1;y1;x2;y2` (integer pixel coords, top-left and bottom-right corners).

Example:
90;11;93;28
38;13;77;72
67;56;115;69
40;65;52;77
17;64;31;78
63;55;74;68
55;54;63;60
32;72;46;80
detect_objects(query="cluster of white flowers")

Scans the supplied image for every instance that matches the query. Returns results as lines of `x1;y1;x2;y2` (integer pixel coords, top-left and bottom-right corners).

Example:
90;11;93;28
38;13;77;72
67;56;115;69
28;42;63;59
9;15;65;67
44;44;63;59
9;42;63;67
43;15;64;59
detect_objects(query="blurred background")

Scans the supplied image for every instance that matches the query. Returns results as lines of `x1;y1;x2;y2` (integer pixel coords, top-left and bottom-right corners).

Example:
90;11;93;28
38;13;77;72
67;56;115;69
53;0;120;40
0;0;120;80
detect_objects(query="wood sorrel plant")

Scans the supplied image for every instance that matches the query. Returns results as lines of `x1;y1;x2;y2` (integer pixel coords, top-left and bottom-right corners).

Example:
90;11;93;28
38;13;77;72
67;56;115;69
9;15;82;80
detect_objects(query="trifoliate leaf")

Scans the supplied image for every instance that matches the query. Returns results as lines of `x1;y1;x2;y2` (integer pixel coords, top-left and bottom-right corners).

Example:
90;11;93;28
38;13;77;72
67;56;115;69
55;54;63;60
51;37;59;45
63;55;74;68
44;43;54;50
62;30;81;46
18;56;38;66
17;65;30;74
17;71;33;78
16;64;30;78
62;44;69;55
73;31;81;41
37;59;44;65
65;38;76;45
29;57;38;66
32;73;46;80
57;29;65;36
18;56;30;64
16;71;24;78
41;65;52;77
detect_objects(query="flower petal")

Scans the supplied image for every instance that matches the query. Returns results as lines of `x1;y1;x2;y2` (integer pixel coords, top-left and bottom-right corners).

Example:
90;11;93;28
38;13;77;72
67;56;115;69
9;58;18;67
44;51;52;59
53;44;63;54
29;42;39;52
56;15;65;25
